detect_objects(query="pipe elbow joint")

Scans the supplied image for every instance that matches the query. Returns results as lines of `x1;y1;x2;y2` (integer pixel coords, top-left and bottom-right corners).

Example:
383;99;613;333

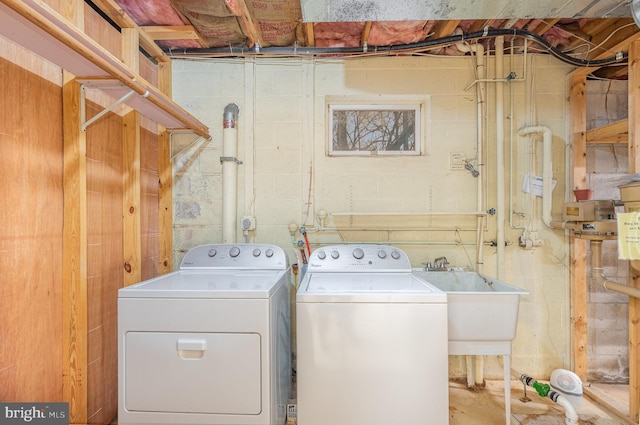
223;103;240;128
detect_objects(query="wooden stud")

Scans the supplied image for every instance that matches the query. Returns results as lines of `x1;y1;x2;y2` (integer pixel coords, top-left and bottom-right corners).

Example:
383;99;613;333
62;72;88;425
431;20;460;39
568;74;588;381
158;59;173;274
361;22;372;46
122;28;142;286
628;39;640;423
158;130;173;274
226;0;265;49
304;22;315;47
122;109;142;285
143;25;201;41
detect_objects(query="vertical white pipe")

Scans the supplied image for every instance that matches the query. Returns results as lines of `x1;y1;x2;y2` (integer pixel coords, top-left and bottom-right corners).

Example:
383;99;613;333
456;35;488;390
222;103;240;243
454;31;486;274
517;125;553;228
496;36;505;279
473;43;486;381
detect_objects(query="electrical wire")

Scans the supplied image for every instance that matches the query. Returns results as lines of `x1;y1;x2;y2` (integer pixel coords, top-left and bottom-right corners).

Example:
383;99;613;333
167;28;627;68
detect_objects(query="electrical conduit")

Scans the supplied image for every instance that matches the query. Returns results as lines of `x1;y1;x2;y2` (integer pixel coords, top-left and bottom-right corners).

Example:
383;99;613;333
222;103;240;243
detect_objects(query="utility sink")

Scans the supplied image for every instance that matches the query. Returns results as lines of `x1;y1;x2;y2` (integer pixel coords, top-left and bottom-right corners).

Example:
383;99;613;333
412;270;528;349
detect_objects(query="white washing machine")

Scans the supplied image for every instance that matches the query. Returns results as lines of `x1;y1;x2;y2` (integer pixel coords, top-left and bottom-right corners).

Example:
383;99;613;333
296;244;449;425
118;243;291;425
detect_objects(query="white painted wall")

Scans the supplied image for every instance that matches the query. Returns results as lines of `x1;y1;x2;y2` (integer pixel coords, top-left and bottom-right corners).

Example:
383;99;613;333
171;54;573;378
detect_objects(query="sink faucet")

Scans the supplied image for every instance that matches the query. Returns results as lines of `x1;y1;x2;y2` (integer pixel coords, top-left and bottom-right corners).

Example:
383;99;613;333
424;257;449;271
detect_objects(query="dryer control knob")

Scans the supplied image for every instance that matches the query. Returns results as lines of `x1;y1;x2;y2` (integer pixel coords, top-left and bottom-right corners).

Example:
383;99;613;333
317;250;326;260
253;248;262;257
391;250;401;260
353;248;365;260
377;250;387;259
208;249;217;257
229;246;241;257
265;248;274;257
331;250;340;259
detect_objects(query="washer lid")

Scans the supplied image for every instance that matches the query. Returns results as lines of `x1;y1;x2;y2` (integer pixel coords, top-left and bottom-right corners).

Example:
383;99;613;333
118;269;288;299
297;272;446;303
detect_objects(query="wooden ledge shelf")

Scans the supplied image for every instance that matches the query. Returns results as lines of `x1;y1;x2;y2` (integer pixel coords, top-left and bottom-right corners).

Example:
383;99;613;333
586;118;628;144
0;0;211;140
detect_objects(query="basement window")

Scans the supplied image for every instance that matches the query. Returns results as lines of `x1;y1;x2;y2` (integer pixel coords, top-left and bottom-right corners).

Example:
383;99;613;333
328;100;424;156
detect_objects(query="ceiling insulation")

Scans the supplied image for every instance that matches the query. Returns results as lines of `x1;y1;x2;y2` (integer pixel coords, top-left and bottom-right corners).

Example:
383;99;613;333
300;0;632;22
108;0;640;79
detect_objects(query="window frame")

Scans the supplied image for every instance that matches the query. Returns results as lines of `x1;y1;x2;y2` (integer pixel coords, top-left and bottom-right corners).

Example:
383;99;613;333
326;96;428;157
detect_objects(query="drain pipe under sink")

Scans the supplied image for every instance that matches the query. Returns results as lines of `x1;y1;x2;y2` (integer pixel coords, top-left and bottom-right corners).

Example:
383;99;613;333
512;370;579;425
455;30;487;391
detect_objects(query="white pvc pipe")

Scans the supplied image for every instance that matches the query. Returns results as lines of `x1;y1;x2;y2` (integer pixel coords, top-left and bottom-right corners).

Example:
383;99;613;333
496;36;505;279
454;30;486;274
511;369;579;425
456;34;489;393
517;125;553;228
591;240;640;299
222;103;240;243
555;394;580;425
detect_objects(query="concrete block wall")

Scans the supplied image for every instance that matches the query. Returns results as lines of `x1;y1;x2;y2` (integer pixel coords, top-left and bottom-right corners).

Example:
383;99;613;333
586;79;629;383
171;54;574;379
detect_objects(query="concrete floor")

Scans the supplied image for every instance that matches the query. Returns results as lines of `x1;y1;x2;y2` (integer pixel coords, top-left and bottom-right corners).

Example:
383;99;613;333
450;380;631;425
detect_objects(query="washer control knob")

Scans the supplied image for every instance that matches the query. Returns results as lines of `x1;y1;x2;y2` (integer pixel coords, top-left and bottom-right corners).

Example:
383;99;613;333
353;248;365;260
377;249;387;259
316;250;326;260
253;248;262;257
331;250;340;259
265;248;274;257
208;248;217;258
229;246;241;257
391;250;401;260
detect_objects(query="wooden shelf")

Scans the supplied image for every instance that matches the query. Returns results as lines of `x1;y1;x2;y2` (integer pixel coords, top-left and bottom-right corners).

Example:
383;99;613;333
0;0;211;139
586;118;628;144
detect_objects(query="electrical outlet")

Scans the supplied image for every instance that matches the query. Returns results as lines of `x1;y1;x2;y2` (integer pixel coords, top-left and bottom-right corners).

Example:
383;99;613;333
242;216;256;231
450;152;466;170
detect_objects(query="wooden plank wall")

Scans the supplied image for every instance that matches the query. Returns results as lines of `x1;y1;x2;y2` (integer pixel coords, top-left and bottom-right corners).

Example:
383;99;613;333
1;2;164;423
85;103;124;424
0;54;64;402
141;127;161;280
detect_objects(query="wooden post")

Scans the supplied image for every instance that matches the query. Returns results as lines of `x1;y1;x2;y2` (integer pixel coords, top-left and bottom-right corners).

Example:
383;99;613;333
122;27;142;286
158;61;173;274
122;109;141;285
568;74;588;380
61;1;87;422
62;72;88;425
627;39;640;422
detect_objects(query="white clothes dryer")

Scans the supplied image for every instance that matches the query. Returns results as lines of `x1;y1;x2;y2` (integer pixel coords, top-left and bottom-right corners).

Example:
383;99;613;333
296;244;449;425
118;243;291;425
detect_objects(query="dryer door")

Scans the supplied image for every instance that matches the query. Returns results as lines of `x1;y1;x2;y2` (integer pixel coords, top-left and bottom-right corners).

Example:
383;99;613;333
123;331;261;414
